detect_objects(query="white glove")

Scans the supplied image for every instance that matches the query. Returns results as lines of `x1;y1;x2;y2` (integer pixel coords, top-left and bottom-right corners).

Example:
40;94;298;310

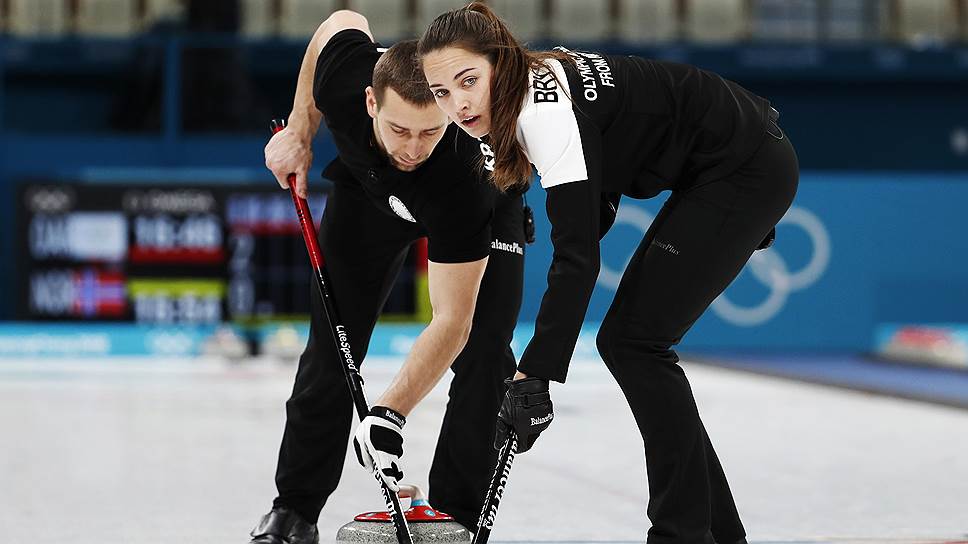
353;406;406;492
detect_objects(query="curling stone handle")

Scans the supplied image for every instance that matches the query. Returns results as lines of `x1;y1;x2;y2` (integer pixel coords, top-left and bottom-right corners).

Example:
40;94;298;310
397;484;429;507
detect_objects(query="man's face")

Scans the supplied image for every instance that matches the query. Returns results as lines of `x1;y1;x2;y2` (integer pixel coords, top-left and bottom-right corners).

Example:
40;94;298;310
365;87;449;172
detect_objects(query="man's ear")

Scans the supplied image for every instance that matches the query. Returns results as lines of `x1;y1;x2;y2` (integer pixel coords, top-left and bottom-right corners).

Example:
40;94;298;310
364;86;378;119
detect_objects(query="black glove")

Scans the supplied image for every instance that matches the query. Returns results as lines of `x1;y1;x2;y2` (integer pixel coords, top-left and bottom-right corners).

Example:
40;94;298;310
494;377;554;454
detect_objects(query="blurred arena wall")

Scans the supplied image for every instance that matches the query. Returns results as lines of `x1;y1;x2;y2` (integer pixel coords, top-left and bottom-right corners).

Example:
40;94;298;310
0;0;966;358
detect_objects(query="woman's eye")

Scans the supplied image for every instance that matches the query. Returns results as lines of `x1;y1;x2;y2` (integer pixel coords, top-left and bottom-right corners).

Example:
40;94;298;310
462;77;477;87
434;89;448;98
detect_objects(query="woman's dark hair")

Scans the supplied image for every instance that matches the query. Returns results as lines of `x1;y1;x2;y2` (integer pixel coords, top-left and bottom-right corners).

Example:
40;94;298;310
417;2;570;191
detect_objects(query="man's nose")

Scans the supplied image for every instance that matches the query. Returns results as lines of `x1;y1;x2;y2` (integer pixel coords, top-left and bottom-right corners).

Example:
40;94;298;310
406;137;421;158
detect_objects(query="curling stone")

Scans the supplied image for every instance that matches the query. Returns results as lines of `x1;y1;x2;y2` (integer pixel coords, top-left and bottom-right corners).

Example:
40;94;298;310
336;484;471;543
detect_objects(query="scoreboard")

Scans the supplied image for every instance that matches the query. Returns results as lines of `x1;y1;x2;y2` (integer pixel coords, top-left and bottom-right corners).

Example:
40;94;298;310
19;183;422;324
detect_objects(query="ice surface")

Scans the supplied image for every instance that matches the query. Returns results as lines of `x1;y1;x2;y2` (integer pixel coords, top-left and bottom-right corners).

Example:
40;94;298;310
1;356;966;543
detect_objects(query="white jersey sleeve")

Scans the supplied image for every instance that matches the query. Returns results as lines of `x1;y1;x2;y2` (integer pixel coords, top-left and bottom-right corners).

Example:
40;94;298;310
517;60;589;189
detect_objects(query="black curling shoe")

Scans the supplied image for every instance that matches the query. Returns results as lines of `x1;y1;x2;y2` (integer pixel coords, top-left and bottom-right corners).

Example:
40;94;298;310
249;507;319;544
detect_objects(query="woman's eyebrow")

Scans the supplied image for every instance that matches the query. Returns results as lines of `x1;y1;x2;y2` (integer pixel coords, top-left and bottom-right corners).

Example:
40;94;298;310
429;67;476;88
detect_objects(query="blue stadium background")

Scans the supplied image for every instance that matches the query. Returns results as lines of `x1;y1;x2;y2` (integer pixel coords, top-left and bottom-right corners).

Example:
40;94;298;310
1;0;967;363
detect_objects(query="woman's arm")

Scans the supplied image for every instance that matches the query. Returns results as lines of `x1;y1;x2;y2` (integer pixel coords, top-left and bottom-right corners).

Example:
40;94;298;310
517;175;601;383
515;72;605;383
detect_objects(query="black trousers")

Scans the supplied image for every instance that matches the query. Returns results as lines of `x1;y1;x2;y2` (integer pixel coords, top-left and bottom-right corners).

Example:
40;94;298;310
272;179;524;530
596;127;799;544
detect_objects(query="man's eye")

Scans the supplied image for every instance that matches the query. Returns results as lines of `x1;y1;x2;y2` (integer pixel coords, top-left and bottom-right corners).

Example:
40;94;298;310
393;128;407;135
462;77;476;87
433;89;448;98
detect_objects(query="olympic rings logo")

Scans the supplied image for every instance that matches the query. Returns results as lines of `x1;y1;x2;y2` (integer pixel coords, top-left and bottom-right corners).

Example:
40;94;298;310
26;186;74;213
598;204;830;327
146;330;196;355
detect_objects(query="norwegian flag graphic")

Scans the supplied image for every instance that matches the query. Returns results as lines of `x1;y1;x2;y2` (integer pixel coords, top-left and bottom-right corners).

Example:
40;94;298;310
72;269;127;317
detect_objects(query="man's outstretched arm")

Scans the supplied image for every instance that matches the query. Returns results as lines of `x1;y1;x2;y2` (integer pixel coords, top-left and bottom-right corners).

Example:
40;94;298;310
265;10;373;196
354;257;487;490
375;256;489;416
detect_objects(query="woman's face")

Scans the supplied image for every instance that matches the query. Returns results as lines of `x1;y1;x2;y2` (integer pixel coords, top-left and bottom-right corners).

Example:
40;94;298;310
422;47;493;138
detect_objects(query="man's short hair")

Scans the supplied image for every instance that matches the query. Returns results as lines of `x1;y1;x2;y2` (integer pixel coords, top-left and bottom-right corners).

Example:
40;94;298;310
372;40;435;107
